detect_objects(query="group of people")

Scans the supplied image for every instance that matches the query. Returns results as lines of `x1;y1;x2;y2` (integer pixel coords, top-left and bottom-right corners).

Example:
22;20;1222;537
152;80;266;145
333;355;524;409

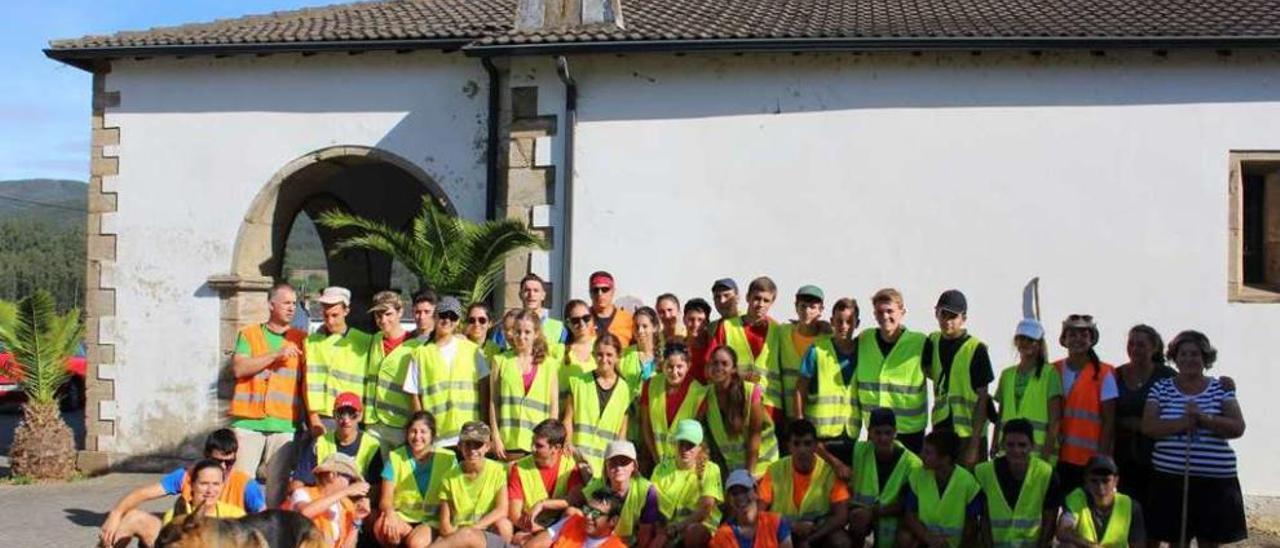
97;270;1248;547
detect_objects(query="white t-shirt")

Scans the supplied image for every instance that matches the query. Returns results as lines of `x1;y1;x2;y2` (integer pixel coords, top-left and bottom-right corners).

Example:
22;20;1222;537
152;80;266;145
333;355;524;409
289;488;342;542
1061;364;1118;401
403;337;490;394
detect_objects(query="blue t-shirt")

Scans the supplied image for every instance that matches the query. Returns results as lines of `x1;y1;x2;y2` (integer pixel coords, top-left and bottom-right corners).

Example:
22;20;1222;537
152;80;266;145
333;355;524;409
380;455;435;494
160;466;266;513
799;344;857;387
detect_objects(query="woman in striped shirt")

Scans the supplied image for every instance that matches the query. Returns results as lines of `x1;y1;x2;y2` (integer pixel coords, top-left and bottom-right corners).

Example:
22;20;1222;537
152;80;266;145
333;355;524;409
1140;330;1247;547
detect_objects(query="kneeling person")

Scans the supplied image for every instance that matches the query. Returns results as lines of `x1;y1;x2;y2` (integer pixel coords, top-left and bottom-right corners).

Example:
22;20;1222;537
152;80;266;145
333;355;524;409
758;419;852;548
975;419;1061;547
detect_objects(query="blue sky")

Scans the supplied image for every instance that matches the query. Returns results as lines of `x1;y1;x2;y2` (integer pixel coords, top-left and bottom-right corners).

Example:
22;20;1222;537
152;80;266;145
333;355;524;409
1;1;325;182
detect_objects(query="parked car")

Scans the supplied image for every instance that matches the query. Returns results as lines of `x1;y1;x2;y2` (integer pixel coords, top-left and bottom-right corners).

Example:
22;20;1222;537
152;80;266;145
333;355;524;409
0;342;87;410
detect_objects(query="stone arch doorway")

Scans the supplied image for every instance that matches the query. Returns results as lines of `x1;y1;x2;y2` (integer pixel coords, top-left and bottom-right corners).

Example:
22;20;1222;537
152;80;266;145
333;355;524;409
209;145;452;355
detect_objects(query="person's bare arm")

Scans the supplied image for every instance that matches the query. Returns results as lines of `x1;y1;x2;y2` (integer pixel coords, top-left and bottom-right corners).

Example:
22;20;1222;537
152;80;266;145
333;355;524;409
1202;398;1246;439
377;478;404;539
439;501;456;536
811;500;849;540
746;397;767;474
561;393;576;456
641;401;658;464
1099;399;1116;455
1141;400;1193;439
548;373;560;421
793;377;808;421
489;367;506;460
473;486;510;531
296;483;369;519
232;341;297;379
967;387;990;464
100;483;167;546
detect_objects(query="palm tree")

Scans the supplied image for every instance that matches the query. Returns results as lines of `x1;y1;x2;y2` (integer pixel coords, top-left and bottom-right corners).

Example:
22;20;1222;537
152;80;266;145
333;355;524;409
0;291;83;480
317;197;547;303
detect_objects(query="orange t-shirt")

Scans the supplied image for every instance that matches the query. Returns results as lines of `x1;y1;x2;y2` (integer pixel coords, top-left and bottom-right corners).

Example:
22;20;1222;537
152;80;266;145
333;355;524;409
757;467;850;508
790;330;816;360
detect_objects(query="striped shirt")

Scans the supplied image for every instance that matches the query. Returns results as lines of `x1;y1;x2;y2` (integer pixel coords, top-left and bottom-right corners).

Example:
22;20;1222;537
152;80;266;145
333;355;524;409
1147;377;1238;478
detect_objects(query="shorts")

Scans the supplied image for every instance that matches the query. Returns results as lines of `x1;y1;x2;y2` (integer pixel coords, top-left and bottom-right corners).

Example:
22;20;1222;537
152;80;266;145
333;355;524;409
1146;471;1247;544
483;531;510;548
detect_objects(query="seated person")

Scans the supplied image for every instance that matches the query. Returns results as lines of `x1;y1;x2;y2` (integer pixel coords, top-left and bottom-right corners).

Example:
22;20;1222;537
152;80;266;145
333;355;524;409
291;392;382;492
572;441;663;548
758;419;852;548
711;469;793;548
432;421;514;548
375;411;456;548
99;428;264;547
847;408;921;547
1057;455;1146;547
510;419;587;542
899;430;982;548
525;489;629;548
285;453;370;548
161;459;248;524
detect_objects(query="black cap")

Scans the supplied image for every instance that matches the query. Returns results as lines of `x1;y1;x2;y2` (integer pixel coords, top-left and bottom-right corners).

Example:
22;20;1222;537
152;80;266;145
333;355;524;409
711;278;738;292
935;289;968;314
1085;455;1118;476
868;408;897;429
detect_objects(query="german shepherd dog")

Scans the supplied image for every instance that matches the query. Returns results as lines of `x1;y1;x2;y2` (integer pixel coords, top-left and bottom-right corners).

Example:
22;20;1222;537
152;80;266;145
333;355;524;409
155;501;325;548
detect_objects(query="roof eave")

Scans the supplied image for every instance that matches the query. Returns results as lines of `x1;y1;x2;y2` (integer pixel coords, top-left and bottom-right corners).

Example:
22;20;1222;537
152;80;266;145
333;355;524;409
464;35;1280;57
44;37;477;71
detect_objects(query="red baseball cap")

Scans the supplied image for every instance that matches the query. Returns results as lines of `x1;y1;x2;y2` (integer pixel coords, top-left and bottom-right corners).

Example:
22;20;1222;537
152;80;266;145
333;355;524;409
333;392;362;414
589;271;615;289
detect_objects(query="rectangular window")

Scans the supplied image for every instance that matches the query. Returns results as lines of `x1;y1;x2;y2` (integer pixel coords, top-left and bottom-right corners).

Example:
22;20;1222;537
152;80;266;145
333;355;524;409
1230;152;1280;302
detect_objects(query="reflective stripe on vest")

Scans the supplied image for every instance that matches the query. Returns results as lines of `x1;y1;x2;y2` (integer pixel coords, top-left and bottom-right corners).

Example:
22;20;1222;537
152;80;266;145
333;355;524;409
180;468;252;511
315;432;380;477
1065;489;1132;547
387;446;456;526
230;325;307;421
560;346;597;400
928;333;981;437
773;323;817;419
706;381;779;476
442;459;507;527
416;337;483;440
855;329;928;434
1054;359;1114;466
908;466;980;547
851;440;922;548
583;476;652;538
651;457;722;528
647;375;709;460
496;352;557;453
722;317;780;408
995;365;1055;454
570;372;631;475
768;457;835;521
807;336;860;439
367;335;420;428
974;457;1052;545
303;328;372;419
515;454;577;511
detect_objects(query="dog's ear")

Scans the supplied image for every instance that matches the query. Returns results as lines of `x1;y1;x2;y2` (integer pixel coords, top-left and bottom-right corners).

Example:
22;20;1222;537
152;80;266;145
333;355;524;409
182;500;208;531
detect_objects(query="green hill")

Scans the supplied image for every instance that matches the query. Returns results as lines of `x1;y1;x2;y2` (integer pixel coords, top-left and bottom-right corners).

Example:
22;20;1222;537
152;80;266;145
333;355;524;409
0;179;88;229
0;179;88;309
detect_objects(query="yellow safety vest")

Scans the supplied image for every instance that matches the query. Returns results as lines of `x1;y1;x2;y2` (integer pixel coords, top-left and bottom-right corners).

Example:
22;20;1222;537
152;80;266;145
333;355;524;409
583;476;652;538
513;454;577;511
975;457;1053;547
928;333;982;437
366;334;421;428
619;347;656;449
908;466;980;548
772;323;818;419
314;432;379;478
806;336;860;439
722;317;781;409
442;459;507;528
569;373;631;475
495;352;558;452
706;381;779;477
651;457;722;529
995;365;1056;461
415;336;484;440
304;327;372;418
767;457;836;521
1064;489;1132;548
855;329;928;434
560;344;597;399
386;446;456;526
646;374;708;460
851;440;922;548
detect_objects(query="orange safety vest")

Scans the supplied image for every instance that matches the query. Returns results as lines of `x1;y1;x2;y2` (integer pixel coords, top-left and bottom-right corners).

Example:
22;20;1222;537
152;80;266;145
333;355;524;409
551;514;628;548
230;325;307;421
282;485;357;546
179;468;252;511
1054;359;1114;466
710;511;784;548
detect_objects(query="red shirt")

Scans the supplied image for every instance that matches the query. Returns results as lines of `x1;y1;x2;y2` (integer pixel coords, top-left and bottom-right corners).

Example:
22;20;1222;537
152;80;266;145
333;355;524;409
381;332;407;355
713;318;772;359
688;338;713;383
506;454;583;502
640;376;699;424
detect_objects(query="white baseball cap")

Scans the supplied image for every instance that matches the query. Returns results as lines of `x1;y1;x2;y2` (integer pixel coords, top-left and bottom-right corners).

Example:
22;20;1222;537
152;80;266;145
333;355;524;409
317;286;351;306
725;469;755;491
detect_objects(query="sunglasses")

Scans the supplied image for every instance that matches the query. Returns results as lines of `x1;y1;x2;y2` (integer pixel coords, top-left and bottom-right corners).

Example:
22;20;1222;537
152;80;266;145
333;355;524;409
569;315;593;326
590;286;612;295
1067;314;1094;322
435;312;460;322
466;316;489;325
335;408;359;420
213;456;236;469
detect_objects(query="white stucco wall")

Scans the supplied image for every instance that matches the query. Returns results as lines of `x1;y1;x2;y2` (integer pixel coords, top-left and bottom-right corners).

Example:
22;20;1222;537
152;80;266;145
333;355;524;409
102;51;489;454
564;51;1280;494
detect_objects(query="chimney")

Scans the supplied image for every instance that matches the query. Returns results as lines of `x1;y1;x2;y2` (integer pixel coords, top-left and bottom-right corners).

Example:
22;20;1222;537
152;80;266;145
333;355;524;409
516;0;625;32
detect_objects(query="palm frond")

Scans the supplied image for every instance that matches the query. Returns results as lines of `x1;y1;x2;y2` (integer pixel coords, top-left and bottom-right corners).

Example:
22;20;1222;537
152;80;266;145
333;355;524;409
0;291;83;404
0;299;14;333
456;218;548;303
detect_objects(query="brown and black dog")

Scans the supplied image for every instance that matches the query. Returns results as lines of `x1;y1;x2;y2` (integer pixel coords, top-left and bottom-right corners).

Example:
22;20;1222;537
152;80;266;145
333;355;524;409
155;503;325;548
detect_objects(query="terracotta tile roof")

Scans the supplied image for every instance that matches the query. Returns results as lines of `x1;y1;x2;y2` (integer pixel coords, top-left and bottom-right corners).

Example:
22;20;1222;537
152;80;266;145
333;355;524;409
48;0;515;50
46;0;1280;58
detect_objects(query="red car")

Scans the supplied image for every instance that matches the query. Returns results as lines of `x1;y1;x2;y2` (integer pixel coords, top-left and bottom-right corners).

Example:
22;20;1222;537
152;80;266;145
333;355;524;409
0;342;87;409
